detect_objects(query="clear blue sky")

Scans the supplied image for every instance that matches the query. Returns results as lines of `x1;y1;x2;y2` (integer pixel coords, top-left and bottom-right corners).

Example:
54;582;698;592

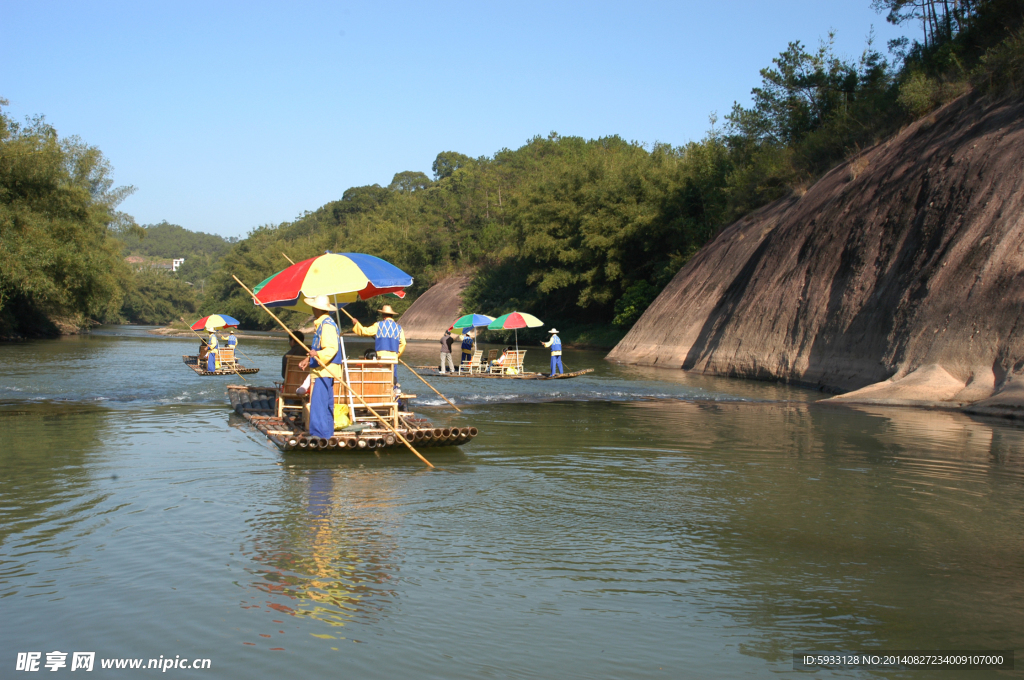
2;1;909;239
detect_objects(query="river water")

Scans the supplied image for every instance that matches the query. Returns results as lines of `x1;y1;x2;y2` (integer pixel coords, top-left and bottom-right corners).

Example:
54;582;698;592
1;326;1022;678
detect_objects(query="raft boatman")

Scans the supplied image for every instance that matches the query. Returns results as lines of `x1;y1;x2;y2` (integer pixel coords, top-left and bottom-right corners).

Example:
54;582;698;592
352;303;406;382
226;330;238;348
298;295;342;439
541;328;563;376
206;329;220;372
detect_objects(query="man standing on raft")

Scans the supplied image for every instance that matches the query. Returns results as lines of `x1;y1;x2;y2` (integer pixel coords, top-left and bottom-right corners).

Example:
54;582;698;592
351;303;406;381
206;329;219;372
459;329;475;368
542;328;563;376
298;295;342;439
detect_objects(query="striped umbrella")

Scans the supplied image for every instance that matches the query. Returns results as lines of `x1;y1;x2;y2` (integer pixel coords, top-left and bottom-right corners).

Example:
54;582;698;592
452;313;495;330
486;312;544;353
252;252;412;314
191;314;240;331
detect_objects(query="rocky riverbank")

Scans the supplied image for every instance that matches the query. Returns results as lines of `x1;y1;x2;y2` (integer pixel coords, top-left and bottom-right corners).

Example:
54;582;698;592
607;92;1024;418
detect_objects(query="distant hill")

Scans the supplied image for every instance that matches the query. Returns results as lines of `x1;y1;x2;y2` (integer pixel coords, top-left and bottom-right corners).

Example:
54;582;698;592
119;221;234;259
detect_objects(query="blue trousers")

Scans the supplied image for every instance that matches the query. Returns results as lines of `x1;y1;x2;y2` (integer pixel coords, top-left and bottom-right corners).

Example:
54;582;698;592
308;377;335;439
550;355;563;375
207;352;216;372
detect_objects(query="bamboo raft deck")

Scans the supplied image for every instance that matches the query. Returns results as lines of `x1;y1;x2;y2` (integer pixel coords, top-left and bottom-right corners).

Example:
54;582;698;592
183;355;260;376
414;367;594;380
227;384;479;453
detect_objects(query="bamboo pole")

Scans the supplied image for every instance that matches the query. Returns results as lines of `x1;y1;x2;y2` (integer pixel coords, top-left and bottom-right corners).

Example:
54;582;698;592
232;274;434;468
281;252;295;264
335;306;462;413
179;317;248;383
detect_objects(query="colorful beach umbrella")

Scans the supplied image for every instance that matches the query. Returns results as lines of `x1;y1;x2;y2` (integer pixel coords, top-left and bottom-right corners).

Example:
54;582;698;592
250;252;414;417
191;314;240;331
452;313;495;330
486;311;544;353
252;252;413;314
487;312;544;330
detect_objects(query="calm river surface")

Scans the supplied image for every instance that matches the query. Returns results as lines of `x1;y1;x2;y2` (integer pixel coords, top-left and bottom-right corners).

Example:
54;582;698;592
1;326;1023;679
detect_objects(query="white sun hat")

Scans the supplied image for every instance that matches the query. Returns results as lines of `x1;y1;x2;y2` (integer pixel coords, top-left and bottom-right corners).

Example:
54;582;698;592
303;294;337;312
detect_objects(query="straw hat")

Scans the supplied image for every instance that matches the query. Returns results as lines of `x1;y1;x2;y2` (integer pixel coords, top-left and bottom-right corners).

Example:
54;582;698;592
304;294;337;312
379;304;398;316
548;328;559;334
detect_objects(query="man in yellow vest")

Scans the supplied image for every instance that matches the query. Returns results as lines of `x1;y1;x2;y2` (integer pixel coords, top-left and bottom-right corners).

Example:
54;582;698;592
206;330;220;372
298;295;344;439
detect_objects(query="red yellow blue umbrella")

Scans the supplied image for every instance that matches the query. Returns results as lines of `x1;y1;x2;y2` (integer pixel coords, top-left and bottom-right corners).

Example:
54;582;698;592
252;252;412;314
191;314;240;331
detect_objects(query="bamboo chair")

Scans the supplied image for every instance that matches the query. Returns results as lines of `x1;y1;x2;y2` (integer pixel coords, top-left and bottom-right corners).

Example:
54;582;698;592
459;350;484;374
489;350;527;375
487;349;500;364
218;347;237;367
277;355;309;419
335;361;399;429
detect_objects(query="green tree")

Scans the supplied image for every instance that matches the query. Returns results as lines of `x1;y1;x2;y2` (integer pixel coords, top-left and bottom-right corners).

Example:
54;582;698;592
0;101;139;335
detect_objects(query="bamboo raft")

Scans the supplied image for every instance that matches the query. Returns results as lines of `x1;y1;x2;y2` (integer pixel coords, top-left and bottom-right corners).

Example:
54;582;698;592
226;381;479;453
183;355;260;376
414;367;594;380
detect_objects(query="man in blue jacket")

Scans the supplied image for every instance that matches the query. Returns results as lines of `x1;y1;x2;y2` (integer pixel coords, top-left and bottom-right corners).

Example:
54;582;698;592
541;328;563;376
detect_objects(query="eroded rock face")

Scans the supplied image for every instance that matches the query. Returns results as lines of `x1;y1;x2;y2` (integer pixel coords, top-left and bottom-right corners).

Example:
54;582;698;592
607;93;1024;412
399;276;473;340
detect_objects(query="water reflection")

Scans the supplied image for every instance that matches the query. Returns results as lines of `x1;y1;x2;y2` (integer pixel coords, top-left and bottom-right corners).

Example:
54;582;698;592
243;463;402;632
615;400;1024;663
0;403;111;597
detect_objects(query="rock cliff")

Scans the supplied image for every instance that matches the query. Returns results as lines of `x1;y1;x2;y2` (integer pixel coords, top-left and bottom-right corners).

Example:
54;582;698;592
398;276;473;340
607;93;1024;416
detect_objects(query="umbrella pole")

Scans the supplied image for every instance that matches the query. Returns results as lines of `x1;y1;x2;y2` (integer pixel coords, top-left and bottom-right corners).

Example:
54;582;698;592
333;295;357;422
336;306;462;413
233;275;433;468
179;317;248;383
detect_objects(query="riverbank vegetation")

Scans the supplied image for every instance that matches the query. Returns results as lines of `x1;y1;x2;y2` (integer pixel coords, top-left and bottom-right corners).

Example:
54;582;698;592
0;101;140;337
2;1;1020;341
201;0;1023;340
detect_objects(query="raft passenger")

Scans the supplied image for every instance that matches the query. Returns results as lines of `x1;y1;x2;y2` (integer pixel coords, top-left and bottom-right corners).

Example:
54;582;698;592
440;329;456;374
281;330;306;379
459;330;475;367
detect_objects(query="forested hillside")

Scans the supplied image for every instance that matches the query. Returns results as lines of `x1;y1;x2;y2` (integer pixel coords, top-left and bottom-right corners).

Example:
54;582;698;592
2;0;1020;339
202;0;1023;335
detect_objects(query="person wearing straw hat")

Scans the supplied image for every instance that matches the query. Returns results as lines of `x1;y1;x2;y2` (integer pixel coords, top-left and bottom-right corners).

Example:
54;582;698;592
298;295;343;439
351;303;406;380
206;329;220;372
541;328;563;376
459;329;476;367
